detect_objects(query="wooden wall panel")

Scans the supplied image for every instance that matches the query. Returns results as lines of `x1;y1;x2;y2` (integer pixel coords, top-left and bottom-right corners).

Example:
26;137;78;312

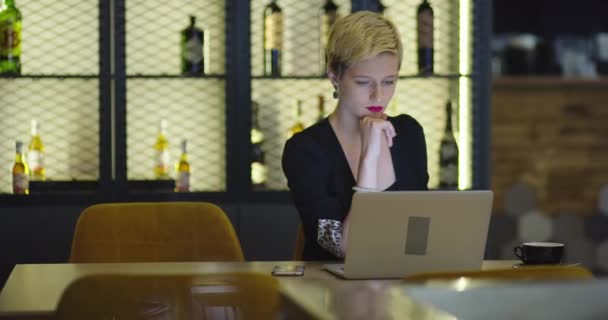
492;77;608;215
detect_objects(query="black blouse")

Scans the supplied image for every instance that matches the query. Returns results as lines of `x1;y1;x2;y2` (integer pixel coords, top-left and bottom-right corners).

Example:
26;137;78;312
282;114;429;261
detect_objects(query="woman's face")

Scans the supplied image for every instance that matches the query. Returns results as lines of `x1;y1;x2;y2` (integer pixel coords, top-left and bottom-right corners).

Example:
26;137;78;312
330;52;399;119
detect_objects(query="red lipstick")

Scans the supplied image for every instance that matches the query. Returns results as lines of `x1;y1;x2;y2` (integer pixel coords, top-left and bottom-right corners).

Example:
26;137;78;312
366;106;383;113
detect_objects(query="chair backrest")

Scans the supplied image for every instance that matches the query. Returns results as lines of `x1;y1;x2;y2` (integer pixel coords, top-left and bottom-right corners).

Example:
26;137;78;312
403;265;594;283
55;273;281;320
292;224;304;261
69;202;244;263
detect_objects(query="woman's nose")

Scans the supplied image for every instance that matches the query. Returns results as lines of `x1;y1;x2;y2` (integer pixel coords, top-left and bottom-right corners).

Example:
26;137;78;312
371;84;382;103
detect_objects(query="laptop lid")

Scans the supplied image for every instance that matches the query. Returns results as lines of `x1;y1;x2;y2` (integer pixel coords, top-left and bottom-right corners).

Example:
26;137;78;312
342;190;493;279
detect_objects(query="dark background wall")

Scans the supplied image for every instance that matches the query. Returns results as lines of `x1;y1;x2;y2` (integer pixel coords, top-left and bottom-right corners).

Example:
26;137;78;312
493;0;608;35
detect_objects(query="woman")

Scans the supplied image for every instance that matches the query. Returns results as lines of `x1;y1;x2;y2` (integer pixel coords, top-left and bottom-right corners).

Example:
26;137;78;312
282;11;429;261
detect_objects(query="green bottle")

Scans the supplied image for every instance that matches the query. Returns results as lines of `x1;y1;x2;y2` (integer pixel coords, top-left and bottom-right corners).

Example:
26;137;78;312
180;15;204;75
0;0;22;75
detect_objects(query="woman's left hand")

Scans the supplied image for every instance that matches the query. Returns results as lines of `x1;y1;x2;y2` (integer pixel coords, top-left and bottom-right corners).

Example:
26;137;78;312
359;114;396;162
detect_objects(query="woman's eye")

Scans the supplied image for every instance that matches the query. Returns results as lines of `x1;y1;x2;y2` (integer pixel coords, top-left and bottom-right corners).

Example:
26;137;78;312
383;80;395;85
356;81;370;85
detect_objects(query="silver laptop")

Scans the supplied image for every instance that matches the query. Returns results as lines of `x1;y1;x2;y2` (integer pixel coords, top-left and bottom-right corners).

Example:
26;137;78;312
324;190;493;279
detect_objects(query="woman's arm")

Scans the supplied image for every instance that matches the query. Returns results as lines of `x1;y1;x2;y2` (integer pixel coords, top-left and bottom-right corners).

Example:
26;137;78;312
282;134;349;258
356;116;396;189
341;116;396;254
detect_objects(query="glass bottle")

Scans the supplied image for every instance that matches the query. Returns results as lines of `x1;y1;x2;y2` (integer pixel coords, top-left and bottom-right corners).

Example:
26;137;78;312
251;101;267;190
320;0;338;75
12;140;29;194
174;139;190;192
288;99;304;138
28;119;45;181
316;95;325;122
154;120;171;179
0;0;22;75
439;101;458;190
181;15;205;75
417;0;434;75
263;0;283;76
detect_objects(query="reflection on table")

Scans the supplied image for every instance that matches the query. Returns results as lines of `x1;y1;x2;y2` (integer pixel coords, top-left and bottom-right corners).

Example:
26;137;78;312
1;260;606;319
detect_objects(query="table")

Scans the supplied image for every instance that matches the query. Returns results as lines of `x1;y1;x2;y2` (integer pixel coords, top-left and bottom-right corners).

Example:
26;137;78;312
7;260;607;320
0;260;518;319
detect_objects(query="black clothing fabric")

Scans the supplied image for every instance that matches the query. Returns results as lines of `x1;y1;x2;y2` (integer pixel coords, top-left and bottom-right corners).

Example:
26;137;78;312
282;115;429;261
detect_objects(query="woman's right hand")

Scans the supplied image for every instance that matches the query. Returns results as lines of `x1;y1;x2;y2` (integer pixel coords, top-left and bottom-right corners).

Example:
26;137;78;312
359;115;396;162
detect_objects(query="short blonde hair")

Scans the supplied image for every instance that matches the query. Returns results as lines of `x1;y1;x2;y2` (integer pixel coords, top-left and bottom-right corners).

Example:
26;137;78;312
326;11;403;77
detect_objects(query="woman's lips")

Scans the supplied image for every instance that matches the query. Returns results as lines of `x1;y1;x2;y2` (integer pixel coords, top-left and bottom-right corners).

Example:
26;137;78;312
366;106;384;113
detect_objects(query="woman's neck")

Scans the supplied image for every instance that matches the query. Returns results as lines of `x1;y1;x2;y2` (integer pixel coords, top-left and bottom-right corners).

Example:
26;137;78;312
329;104;360;138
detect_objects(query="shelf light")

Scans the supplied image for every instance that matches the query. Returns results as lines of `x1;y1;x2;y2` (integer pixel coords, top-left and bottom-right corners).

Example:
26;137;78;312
459;0;472;189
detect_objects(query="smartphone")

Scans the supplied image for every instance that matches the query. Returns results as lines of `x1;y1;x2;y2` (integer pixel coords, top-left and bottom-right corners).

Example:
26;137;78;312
271;265;305;276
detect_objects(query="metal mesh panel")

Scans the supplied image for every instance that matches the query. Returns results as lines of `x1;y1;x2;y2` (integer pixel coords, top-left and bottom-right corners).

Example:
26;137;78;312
251;0;474;190
0;0;100;194
126;0;225;75
251;0;351;76
0;79;100;193
382;0;461;76
126;79;226;191
252;79;333;189
20;0;99;74
125;0;227;191
390;78;453;189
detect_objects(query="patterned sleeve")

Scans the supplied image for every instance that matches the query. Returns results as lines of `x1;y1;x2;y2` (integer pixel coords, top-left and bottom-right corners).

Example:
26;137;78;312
317;219;345;258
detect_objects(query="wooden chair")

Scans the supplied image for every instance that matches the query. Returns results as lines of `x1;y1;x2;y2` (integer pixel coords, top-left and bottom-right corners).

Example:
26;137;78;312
69;202;244;263
403;265;594;283
292;224;305;261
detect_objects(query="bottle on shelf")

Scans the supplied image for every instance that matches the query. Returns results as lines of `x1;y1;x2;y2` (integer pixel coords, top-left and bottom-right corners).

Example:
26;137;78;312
288;99;305;139
439;101;458;190
316;95;325;122
12;140;29;194
181;15;205;75
417;0;434;75
174;139;190;192
28;119;45;181
263;0;283;77
251;101;267;190
154;119;171;179
0;0;22;75
320;0;338;75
